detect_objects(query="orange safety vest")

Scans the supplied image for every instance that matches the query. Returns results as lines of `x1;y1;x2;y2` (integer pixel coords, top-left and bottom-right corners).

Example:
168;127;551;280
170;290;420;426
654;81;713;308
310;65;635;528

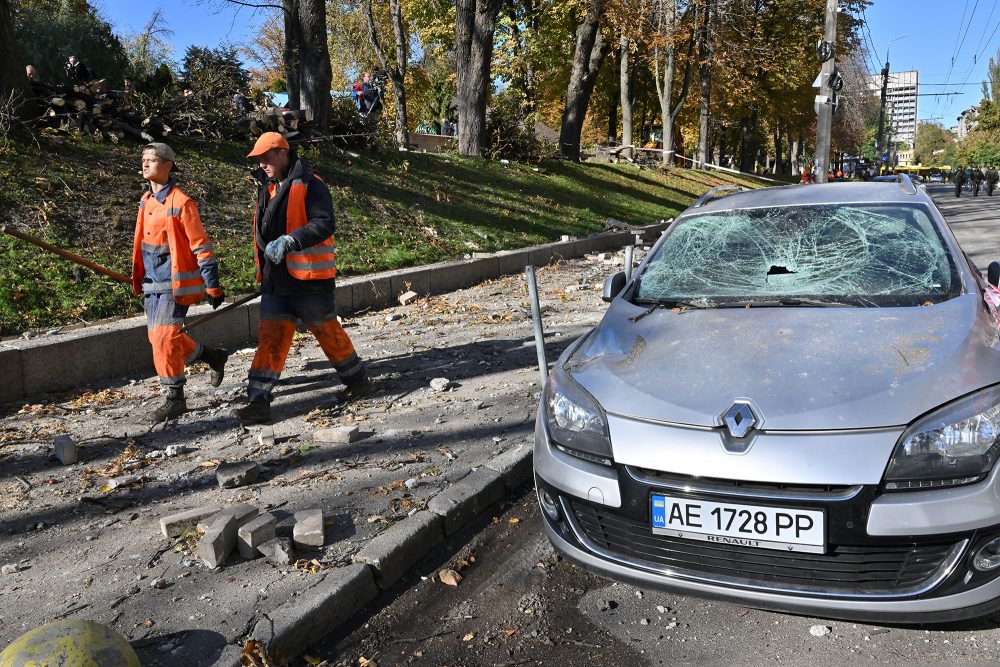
131;186;217;306
254;177;336;282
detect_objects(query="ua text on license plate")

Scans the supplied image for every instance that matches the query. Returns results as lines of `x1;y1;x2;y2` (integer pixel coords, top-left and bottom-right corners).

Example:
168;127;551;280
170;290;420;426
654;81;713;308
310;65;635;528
650;495;825;554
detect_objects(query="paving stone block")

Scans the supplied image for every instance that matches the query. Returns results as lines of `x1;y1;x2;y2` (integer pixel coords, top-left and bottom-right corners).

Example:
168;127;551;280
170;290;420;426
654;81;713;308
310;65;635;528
398;290;418;305
251;563;376;658
258;537;295;566
53;435;78;465
293;509;325;547
427;467;505;536
484;445;533;491
353;511;443;588
159;505;224;538
237;513;277;559
200;506;260;569
197;504;259;533
216;461;260;489
313;426;361;444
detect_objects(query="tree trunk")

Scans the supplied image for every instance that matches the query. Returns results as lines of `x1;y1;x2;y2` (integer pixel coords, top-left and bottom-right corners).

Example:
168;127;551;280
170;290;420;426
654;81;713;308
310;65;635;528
695;0;713;169
297;0;331;129
620;36;633;159
653;0;693;166
789;131;799;175
771;125;782;175
558;0;609;161
607;62;618;144
282;0;301;110
456;0;502;157
0;0;28;110
362;0;409;147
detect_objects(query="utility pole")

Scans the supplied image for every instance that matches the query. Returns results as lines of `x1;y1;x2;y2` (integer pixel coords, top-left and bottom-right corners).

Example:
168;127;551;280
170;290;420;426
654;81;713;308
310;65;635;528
875;61;889;174
813;0;838;183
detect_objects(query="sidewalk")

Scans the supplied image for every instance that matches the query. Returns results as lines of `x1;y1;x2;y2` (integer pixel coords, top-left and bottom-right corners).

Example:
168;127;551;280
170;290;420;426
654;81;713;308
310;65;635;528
0;249;639;665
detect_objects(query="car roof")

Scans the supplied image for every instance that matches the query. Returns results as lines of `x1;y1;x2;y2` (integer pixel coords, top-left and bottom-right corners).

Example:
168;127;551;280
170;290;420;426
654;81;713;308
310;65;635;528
684;181;932;216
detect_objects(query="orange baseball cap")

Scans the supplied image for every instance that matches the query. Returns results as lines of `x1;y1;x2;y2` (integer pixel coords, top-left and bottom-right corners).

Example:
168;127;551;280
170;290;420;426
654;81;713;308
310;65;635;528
247;132;290;158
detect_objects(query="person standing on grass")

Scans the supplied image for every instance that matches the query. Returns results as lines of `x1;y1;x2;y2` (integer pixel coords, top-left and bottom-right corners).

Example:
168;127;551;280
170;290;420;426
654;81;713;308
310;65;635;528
133;143;229;422
232;132;372;425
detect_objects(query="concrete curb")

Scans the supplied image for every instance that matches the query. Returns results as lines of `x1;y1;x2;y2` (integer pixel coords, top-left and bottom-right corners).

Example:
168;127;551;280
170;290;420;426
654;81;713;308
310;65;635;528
211;444;535;666
0;223;668;404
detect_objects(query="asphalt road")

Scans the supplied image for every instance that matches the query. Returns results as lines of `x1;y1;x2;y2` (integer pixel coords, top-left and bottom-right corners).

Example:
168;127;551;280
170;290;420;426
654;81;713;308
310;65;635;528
305;182;1000;667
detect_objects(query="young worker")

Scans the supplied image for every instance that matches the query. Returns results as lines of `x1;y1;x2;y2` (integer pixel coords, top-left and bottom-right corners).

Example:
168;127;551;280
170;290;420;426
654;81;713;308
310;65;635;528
132;143;228;421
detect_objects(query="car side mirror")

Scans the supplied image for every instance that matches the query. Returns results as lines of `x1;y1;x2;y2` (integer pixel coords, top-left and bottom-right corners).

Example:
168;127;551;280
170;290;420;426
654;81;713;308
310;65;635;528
989;261;1000;288
603;271;627;303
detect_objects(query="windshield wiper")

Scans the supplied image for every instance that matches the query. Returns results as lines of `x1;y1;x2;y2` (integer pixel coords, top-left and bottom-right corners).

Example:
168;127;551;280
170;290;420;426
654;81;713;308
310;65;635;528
714;297;857;308
629;298;712;322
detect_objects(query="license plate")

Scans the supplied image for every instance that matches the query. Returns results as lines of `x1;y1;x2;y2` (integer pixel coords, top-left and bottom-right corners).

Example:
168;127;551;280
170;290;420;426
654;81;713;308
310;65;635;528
650;495;825;554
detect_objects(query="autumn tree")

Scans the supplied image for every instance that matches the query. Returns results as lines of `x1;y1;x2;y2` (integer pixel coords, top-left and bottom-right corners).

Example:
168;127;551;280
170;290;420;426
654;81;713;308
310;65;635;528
913;122;954;166
455;0;503;156
362;0;409;146
651;0;694;165
558;0;610;160
0;0;26;108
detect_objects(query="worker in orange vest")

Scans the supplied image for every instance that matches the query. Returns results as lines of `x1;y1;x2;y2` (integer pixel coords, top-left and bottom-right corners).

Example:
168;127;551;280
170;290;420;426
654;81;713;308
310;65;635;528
132;143;228;422
233;133;371;424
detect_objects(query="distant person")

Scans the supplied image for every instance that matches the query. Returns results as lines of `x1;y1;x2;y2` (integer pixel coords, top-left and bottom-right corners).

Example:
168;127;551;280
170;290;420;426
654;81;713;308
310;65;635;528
25;64;36;80
64;55;92;83
987;165;998;196
352;82;363;111
971;164;984;196
954;167;966;197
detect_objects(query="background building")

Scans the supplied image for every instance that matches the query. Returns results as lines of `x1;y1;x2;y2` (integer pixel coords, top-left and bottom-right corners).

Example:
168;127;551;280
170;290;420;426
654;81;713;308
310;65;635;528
956;106;979;139
870;70;919;151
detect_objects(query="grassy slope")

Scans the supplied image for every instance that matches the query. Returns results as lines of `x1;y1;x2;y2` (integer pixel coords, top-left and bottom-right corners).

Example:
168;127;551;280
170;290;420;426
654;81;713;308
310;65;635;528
0;135;766;336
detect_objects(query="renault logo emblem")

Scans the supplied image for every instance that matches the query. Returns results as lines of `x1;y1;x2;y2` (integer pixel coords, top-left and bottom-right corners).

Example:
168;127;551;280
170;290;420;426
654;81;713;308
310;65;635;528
722;402;758;439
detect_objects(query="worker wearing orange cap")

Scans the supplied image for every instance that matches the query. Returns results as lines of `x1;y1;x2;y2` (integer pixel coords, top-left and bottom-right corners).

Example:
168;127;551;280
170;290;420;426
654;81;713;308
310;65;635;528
233;132;370;424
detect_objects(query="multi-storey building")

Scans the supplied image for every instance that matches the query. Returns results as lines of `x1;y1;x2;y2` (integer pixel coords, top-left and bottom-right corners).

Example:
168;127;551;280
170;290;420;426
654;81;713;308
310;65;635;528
869;70;919;149
956;106;979;140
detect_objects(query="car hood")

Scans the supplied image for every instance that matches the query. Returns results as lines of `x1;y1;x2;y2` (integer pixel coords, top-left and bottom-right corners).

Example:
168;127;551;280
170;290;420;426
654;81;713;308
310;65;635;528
566;294;1000;430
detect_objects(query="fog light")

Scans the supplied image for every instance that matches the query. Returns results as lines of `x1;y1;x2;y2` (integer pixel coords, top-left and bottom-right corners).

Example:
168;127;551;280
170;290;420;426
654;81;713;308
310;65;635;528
973;538;1000;571
539;489;560;521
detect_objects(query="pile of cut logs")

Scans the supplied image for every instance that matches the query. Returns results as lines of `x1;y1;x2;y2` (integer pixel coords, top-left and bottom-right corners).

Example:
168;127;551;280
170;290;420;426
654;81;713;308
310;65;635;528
26;81;303;144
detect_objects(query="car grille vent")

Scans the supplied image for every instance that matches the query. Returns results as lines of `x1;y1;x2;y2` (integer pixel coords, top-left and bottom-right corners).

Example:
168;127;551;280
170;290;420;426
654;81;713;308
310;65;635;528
570;500;959;597
628;467;861;500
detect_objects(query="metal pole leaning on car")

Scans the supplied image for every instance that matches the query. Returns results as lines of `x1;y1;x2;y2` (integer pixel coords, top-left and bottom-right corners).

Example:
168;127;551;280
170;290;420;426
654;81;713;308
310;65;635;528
0;225;130;284
525;265;548;384
624;245;635;280
179;291;262;333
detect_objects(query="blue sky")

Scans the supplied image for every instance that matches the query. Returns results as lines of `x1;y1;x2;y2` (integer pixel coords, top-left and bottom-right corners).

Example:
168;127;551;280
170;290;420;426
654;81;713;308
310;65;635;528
861;0;998;129
96;0;268;58
96;0;996;130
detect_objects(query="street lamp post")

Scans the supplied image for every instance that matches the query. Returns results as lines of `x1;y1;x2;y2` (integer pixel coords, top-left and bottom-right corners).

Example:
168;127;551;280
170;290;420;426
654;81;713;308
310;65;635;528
876;35;907;174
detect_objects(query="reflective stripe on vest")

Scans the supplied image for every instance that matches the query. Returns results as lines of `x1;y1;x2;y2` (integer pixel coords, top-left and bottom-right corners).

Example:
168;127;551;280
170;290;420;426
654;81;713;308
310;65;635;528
283;180;336;280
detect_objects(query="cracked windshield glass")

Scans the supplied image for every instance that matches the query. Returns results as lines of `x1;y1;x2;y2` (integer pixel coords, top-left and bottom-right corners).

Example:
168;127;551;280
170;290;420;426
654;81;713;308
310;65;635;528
636;204;960;306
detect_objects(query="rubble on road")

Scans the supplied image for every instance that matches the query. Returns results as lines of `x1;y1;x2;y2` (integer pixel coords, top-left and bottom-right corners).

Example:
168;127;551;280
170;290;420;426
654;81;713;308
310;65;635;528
0;251;640;666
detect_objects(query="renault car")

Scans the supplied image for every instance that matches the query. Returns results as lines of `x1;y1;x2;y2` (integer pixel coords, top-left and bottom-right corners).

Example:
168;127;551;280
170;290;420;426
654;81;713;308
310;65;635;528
535;176;1000;622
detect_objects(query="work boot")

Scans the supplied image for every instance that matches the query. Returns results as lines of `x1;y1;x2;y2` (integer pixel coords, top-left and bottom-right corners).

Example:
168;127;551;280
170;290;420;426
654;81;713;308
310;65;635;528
232;400;271;424
343;370;377;399
149;386;187;422
199;347;229;387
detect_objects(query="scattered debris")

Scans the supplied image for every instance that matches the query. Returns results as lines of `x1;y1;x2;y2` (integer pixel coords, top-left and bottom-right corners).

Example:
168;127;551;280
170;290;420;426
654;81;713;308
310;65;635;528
2;564;22;575
165;444;188;457
216;461;260;489
439;568;463;587
429;378;451;392
313;426;361;444
809;625;832;637
237;513;277;559
159;505;224;538
53;435;78;465
398;290;419;306
258;537;295;566
293;509;325;547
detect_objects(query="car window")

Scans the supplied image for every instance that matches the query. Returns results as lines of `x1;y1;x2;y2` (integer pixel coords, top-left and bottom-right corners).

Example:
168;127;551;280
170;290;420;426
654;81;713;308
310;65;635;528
635;204;961;306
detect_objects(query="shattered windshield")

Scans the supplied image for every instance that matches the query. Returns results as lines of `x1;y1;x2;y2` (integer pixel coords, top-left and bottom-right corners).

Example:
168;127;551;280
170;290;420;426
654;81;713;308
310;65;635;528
635;204;961;306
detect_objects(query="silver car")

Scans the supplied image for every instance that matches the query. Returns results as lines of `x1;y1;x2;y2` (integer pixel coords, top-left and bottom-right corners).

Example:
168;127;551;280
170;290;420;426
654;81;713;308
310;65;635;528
535;176;1000;622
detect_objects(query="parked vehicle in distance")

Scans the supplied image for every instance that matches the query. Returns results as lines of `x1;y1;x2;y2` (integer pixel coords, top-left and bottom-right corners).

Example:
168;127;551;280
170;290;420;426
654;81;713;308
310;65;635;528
535;176;1000;622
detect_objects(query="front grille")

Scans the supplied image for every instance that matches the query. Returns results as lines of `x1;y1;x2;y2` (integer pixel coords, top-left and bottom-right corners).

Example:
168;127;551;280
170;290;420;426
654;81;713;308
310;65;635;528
570;500;963;597
627;467;861;500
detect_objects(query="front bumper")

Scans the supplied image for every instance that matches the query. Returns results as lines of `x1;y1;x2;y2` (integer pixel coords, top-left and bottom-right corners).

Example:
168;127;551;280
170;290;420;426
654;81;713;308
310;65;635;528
534;414;1000;622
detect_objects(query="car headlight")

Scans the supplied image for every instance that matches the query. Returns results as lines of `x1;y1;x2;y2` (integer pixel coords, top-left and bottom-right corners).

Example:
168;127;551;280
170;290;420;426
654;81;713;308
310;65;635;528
543;366;613;465
885;385;1000;490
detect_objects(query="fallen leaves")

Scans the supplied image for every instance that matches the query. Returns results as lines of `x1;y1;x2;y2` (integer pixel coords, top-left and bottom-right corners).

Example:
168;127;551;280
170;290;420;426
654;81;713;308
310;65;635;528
439;568;463;587
293;558;333;574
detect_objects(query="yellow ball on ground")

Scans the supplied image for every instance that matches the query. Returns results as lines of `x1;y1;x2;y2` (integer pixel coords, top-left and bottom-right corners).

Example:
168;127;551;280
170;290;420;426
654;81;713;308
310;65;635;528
0;620;141;667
